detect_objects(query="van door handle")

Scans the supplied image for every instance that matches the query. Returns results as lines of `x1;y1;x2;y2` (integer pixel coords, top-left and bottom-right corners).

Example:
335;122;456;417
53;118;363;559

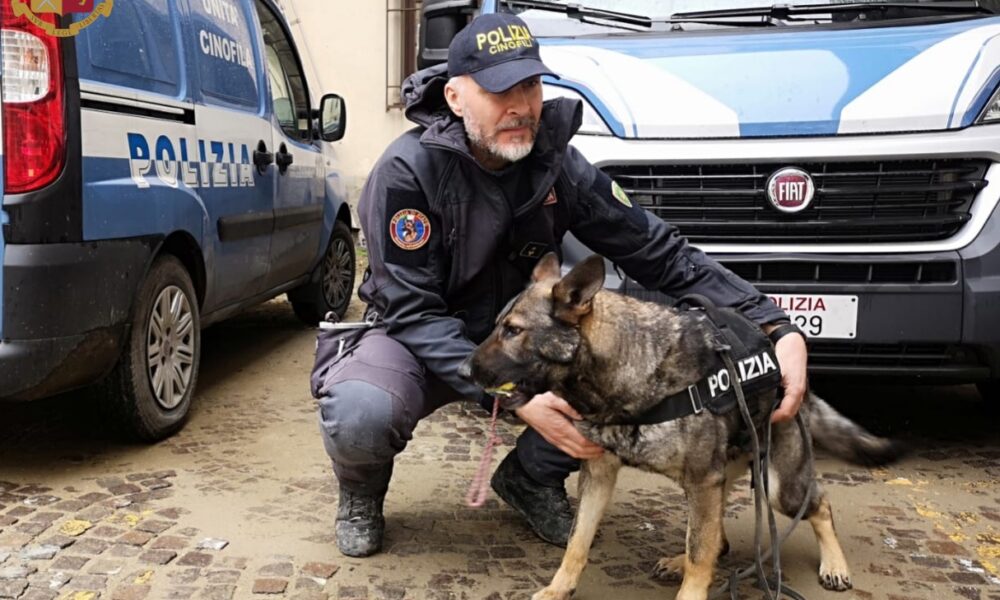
253;140;273;174
275;144;294;174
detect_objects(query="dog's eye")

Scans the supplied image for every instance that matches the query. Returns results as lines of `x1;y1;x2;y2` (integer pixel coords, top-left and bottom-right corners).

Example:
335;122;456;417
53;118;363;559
502;324;522;338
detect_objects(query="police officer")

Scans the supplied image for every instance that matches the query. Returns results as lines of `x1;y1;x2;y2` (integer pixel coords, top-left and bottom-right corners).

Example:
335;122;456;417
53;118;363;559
312;12;809;558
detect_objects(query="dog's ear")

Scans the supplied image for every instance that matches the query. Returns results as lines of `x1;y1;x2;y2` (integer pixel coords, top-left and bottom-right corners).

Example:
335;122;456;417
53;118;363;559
552;255;605;325
531;252;562;283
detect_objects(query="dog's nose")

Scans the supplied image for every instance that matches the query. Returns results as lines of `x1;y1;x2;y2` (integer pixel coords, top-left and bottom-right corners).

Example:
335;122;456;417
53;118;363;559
457;355;474;381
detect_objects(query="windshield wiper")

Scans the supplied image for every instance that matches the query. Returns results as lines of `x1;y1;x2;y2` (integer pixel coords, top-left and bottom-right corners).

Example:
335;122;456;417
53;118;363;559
500;0;652;30
669;1;991;24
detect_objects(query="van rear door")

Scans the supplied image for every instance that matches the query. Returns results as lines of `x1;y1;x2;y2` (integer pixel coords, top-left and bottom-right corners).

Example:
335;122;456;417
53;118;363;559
0;58;6;343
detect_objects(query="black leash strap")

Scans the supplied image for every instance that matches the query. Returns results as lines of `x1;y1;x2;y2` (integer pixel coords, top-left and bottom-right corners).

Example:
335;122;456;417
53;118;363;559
711;349;812;600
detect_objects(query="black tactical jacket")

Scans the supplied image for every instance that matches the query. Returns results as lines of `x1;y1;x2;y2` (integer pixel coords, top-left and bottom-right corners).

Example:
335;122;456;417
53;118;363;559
357;64;787;401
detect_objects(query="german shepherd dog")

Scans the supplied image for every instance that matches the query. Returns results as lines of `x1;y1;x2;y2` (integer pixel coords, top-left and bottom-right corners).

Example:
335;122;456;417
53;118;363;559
464;254;905;600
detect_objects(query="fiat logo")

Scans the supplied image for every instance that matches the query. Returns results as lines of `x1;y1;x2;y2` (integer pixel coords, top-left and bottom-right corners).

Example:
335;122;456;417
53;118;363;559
766;167;815;213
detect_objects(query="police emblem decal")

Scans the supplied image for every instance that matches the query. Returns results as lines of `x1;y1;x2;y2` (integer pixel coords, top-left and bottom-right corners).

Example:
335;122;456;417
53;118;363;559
611;181;632;208
11;0;114;37
389;209;431;250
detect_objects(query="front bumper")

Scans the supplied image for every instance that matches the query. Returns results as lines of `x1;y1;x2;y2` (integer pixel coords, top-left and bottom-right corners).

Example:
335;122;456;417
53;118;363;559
0;239;153;401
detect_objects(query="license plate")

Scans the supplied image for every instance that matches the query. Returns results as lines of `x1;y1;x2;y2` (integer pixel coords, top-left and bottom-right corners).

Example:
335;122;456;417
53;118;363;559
767;294;858;339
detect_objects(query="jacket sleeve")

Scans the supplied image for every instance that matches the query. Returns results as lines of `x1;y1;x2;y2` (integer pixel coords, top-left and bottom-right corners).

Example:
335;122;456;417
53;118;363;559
359;153;483;400
562;146;787;325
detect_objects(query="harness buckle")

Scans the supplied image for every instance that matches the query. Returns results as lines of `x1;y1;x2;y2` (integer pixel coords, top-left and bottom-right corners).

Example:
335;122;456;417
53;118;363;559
688;385;704;415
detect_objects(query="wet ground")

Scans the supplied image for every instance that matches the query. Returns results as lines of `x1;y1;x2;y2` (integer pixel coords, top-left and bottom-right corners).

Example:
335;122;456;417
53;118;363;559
0;279;998;600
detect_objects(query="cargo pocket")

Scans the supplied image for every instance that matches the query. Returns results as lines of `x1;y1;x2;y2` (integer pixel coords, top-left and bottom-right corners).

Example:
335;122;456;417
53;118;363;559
310;326;370;399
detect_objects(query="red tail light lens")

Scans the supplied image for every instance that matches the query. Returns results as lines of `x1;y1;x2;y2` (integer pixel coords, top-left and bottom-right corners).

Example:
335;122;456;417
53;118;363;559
2;5;66;194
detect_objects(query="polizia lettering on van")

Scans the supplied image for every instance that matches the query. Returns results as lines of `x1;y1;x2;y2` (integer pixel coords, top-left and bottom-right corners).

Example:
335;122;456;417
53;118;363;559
127;133;255;190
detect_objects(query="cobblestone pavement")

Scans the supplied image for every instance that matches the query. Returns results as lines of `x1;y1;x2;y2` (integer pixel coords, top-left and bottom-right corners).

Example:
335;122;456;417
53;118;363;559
1;296;999;600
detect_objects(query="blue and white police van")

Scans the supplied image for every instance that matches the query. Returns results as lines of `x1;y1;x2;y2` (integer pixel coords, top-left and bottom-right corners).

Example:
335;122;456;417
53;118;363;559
421;0;1000;400
0;0;355;440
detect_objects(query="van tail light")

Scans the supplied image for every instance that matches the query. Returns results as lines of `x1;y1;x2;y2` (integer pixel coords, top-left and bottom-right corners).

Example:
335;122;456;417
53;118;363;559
1;5;66;194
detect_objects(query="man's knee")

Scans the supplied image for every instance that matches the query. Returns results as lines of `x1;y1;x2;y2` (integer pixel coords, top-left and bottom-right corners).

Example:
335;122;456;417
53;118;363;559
318;380;409;466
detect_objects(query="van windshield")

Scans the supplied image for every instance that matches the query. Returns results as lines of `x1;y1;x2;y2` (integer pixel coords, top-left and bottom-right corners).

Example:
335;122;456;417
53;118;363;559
501;0;996;35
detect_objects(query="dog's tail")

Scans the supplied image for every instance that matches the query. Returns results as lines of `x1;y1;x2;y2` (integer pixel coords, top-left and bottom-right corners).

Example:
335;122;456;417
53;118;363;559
806;393;908;467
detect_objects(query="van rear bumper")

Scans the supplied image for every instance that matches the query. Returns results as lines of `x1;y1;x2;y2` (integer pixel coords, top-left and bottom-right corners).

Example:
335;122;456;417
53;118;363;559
0;328;123;401
0;239;153;400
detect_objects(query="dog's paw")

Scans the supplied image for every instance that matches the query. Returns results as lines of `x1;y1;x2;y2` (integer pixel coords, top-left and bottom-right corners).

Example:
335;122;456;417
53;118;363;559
818;568;853;592
652;554;685;581
532;587;572;600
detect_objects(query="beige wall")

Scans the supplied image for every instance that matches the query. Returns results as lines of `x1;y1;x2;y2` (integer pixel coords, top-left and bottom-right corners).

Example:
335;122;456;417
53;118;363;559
275;0;416;219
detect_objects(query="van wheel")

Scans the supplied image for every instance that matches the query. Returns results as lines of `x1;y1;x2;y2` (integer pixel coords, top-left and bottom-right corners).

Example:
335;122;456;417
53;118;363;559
98;255;200;442
289;220;356;325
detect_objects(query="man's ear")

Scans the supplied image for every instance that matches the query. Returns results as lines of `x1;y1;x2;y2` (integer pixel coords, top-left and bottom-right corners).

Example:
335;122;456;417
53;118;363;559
444;78;463;117
531;252;561;283
552;255;605;325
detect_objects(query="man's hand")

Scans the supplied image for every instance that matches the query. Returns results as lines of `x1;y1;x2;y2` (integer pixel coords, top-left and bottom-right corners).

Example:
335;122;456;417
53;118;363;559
765;324;809;423
514;392;604;459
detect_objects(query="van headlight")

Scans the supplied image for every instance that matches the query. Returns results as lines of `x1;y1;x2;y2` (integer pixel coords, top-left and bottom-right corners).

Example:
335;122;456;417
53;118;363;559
978;87;1000;123
543;84;613;136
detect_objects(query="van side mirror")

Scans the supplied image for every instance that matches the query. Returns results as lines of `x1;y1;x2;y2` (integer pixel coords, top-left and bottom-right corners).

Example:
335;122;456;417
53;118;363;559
319;93;346;142
419;0;477;69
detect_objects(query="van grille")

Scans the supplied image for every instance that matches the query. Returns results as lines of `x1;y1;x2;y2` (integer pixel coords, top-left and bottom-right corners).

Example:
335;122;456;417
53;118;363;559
603;159;990;244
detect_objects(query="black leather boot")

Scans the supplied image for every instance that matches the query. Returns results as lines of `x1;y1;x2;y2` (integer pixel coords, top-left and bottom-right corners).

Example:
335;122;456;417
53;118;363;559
335;486;386;557
491;450;573;547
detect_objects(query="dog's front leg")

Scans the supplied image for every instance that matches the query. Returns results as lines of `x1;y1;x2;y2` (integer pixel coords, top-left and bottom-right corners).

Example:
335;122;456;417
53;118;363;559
674;480;725;600
533;454;621;600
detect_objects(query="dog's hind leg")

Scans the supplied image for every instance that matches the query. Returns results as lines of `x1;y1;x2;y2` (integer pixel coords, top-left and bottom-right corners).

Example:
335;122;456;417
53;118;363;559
674;479;726;600
533;454;621;600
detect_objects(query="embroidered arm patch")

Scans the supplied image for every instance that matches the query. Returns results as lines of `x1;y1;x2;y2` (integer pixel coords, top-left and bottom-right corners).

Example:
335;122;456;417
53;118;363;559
384;188;432;267
591;170;646;229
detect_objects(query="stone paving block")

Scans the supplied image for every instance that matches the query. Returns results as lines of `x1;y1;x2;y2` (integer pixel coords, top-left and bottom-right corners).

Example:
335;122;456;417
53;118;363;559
40;535;76;550
927;541;969;556
59;522;93;538
149;536;187;551
63;571;107;589
166;569;201;586
0;564;37;579
89;527;124;540
21;545;60;560
138;550;175;566
204;570;239;585
301;562;339;579
110;585;149;600
15;523;49;536
29;513;62;525
259;562;293;577
197;585;235;600
253;578;288;594
176;553;212;568
70;540;109;556
135;521;173;535
87;560;124;576
164;586;197;599
0;579;27;599
118;532;153;547
19;587;57;600
75;508;112;523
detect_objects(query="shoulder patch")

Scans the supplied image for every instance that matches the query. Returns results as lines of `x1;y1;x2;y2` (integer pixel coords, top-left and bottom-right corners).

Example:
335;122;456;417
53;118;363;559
384;188;433;267
389;209;431;250
611;181;632;208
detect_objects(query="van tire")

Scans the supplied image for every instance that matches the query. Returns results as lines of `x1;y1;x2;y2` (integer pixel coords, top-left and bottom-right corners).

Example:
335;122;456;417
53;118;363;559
97;255;200;442
289;220;356;325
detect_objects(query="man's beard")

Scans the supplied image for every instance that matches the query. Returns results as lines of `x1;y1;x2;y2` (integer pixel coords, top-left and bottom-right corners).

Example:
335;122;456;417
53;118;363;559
463;112;539;165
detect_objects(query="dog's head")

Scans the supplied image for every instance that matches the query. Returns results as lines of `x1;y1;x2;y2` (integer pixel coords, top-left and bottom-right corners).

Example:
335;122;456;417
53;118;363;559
459;253;605;410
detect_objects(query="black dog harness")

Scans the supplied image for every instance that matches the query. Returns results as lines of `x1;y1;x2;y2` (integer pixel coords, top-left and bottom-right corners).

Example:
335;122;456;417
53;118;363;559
618;294;783;426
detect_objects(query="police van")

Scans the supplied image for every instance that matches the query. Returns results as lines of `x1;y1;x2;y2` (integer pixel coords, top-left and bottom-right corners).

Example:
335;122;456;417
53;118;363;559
0;0;355;440
421;0;1000;400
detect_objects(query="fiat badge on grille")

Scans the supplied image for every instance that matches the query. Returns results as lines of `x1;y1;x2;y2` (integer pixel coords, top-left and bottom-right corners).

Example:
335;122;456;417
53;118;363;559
766;167;815;213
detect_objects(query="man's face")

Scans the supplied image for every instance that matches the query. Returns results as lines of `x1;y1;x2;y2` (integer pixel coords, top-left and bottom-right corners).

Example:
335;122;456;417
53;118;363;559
447;76;543;166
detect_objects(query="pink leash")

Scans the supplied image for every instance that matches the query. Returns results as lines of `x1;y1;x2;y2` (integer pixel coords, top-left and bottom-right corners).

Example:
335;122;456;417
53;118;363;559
465;397;502;507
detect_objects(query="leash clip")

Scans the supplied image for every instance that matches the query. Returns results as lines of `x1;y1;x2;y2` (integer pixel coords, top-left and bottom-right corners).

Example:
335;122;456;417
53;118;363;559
688;384;704;415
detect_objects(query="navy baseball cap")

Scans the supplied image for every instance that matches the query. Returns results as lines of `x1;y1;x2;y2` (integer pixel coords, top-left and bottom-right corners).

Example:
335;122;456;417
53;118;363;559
448;13;558;93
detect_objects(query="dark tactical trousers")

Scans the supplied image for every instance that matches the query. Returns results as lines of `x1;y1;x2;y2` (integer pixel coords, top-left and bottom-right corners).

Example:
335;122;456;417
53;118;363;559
313;328;579;495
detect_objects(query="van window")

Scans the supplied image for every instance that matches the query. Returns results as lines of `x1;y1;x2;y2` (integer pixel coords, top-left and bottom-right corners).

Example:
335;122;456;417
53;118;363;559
190;0;260;111
256;0;311;140
76;0;181;97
